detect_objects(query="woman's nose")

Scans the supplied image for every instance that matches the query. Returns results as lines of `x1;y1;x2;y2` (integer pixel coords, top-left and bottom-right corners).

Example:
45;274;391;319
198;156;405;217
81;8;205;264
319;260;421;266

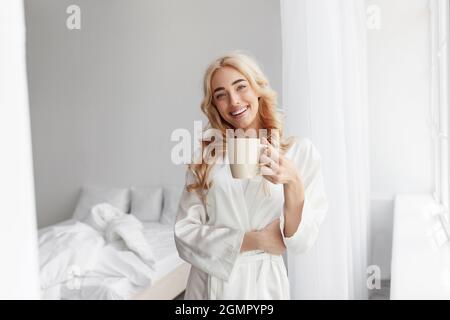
229;93;241;106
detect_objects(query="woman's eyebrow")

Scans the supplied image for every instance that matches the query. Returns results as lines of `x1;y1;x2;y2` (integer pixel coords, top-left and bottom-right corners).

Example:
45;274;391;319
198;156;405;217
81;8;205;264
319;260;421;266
231;78;246;86
213;79;246;94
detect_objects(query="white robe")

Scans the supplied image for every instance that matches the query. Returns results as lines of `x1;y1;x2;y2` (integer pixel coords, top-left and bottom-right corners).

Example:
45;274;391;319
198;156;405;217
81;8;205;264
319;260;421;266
174;137;328;300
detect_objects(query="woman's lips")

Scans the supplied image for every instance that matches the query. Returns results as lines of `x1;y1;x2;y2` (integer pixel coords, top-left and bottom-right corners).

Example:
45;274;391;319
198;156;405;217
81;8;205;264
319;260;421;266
230;105;249;117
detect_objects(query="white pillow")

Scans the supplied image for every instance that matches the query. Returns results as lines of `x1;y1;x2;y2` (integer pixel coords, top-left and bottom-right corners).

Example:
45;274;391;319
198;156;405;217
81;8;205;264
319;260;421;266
72;186;130;220
129;187;163;222
160;185;184;225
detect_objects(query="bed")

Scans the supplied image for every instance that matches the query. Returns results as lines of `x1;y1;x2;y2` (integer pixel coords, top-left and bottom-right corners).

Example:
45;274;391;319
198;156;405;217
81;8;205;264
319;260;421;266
38;214;190;300
133;222;190;300
38;185;190;300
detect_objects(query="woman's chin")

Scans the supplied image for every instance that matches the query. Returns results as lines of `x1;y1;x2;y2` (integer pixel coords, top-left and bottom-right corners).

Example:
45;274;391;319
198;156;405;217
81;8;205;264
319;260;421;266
232;123;250;131
230;118;252;130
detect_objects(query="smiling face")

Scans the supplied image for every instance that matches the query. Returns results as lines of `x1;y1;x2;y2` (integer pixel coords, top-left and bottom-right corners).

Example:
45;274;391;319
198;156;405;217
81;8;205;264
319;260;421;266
211;66;261;131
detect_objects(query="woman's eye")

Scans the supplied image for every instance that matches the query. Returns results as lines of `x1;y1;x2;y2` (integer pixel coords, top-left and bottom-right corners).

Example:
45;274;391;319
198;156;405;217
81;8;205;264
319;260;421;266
216;93;225;99
237;85;246;91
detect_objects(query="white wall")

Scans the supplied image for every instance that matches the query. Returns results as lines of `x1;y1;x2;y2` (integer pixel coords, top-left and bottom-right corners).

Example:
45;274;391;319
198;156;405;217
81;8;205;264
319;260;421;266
25;0;283;228
366;0;433;279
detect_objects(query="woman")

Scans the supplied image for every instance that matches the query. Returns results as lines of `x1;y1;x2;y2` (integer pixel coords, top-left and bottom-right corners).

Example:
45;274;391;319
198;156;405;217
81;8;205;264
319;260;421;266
174;51;328;300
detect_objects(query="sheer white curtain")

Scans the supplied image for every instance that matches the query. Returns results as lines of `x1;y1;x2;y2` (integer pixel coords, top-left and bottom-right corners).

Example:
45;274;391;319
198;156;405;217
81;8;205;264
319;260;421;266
0;0;40;299
281;0;370;299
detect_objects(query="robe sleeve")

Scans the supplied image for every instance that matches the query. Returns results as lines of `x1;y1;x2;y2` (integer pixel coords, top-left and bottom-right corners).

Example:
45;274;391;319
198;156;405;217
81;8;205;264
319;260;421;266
173;169;245;281
279;137;328;254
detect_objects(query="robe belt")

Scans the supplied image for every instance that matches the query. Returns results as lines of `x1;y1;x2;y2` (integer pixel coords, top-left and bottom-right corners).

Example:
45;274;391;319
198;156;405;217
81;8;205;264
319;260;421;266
237;250;284;263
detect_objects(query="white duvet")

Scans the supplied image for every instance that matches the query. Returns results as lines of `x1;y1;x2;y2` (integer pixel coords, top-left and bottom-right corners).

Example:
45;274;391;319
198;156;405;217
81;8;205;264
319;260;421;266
39;203;156;300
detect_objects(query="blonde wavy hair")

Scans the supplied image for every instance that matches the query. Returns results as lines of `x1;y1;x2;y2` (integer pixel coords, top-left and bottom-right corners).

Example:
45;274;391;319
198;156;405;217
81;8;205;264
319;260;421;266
187;51;295;202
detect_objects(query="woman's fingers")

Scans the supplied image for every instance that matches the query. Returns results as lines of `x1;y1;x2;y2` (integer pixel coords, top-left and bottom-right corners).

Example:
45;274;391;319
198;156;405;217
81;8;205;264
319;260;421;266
261;136;281;166
260;166;276;179
260;137;286;185
259;152;271;166
260;154;280;173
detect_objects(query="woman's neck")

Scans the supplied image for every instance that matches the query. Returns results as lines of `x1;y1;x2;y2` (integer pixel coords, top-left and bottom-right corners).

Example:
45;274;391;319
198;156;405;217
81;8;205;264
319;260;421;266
243;116;262;137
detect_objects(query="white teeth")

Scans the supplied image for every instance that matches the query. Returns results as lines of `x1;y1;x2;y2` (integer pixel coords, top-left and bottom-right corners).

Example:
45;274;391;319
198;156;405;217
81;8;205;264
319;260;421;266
231;106;248;116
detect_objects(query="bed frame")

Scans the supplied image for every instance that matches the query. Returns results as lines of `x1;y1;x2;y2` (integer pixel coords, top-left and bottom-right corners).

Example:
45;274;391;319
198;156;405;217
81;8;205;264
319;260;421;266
133;262;191;300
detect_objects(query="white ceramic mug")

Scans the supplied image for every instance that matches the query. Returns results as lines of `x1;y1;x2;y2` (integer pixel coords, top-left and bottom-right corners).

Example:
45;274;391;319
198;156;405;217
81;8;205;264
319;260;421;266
226;137;263;179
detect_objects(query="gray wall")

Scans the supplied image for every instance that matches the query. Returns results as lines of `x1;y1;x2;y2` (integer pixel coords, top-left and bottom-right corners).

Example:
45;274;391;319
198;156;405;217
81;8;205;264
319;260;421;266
25;0;283;228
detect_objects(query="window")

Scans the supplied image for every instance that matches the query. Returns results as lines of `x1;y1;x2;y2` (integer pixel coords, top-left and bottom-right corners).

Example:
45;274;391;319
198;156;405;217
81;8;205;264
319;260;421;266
430;0;449;233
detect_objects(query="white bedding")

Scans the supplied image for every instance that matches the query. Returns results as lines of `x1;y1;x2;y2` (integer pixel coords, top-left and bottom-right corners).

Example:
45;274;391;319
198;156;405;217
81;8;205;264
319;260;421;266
38;206;183;300
141;222;185;282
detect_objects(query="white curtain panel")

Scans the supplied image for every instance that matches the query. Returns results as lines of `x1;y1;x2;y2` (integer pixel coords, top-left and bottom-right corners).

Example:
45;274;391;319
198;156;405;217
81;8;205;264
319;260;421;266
281;0;370;299
0;0;41;299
